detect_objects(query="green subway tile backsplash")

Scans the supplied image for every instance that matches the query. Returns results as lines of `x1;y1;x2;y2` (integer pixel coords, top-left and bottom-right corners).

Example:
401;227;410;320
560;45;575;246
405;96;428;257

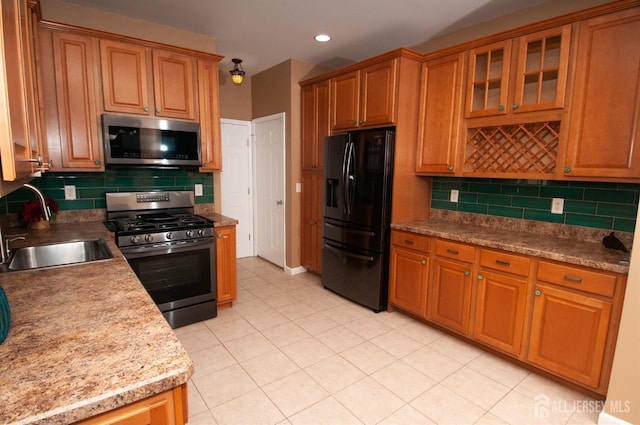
432;177;638;232
0;169;214;215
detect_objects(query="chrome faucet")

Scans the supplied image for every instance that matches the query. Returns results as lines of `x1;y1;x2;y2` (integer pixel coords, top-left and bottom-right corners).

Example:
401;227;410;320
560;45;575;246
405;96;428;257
23;183;51;222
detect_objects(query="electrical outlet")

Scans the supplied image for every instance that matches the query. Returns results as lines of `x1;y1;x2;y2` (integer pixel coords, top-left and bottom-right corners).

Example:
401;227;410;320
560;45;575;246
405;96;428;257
450;189;459;203
296;183;302;193
551;198;564;214
64;185;76;200
194;184;203;196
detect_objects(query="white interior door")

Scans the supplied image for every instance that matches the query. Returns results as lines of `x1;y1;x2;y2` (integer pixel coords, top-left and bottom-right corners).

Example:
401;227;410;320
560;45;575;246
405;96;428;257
253;113;285;268
220;119;253;258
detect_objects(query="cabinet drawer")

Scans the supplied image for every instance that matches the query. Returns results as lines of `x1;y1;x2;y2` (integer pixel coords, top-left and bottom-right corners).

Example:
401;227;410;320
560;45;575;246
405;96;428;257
435;239;475;263
480;249;530;277
391;231;430;253
537;261;616;297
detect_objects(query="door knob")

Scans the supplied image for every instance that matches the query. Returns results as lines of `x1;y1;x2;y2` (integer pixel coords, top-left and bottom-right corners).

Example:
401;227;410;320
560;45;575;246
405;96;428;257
276;200;283;205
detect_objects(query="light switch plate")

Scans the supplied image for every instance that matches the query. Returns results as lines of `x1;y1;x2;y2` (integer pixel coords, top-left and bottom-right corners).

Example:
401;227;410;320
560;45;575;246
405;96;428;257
551;198;564;214
450;189;459;203
296;183;302;193
64;185;76;200
194;184;203;196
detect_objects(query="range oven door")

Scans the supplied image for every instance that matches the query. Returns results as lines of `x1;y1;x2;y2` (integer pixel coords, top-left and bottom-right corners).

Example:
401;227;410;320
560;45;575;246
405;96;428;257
122;238;217;314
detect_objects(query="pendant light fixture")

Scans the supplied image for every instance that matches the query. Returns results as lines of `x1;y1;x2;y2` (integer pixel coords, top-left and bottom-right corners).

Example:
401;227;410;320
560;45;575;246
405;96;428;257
229;58;246;85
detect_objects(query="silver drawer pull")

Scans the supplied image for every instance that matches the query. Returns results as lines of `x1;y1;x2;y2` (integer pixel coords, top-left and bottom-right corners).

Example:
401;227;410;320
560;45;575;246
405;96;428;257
495;259;511;267
564;275;583;283
404;239;415;245
446;248;459;255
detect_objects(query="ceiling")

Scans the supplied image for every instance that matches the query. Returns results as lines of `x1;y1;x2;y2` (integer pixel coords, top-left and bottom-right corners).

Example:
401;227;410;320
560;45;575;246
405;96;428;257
61;0;550;77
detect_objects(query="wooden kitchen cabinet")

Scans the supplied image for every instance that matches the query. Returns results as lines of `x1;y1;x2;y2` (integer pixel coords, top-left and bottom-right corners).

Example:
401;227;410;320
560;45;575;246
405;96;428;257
415;53;465;174
528;283;612;389
466;25;571;118
331;58;397;131
76;384;187;425
428;240;475;334
300;172;322;273
388;231;430;316
562;8;640;180
0;0;46;185
45;30;103;170
216;225;237;309
100;39;196;120
473;249;531;357
198;58;223;171
301;79;330;171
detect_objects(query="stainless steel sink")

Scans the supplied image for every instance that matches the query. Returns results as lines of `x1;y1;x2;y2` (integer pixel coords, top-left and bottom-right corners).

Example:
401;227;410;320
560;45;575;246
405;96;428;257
7;239;114;271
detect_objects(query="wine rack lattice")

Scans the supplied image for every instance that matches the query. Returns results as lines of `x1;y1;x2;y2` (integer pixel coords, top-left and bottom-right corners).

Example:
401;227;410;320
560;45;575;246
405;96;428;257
465;121;561;174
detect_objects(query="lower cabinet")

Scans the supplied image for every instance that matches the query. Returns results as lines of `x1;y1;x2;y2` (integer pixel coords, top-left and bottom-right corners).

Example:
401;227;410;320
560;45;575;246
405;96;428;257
528;261;616;389
387;229;626;395
76;384;187;425
215;225;237;309
388;231;430;316
300;172;323;273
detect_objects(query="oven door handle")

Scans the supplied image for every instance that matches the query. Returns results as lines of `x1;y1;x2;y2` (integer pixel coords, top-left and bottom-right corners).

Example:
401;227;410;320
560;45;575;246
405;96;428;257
121;238;215;257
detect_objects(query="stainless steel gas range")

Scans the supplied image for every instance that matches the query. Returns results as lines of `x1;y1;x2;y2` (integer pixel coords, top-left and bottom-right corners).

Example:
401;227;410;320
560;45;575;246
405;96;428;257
104;191;217;328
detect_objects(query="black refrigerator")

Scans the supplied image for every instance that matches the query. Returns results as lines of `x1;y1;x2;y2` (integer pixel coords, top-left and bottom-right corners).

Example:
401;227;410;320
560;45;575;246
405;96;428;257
321;127;394;312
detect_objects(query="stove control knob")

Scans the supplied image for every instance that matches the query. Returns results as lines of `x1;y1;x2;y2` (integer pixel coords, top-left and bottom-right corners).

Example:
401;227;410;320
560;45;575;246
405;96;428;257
185;230;194;238
130;235;141;244
144;234;154;243
197;229;206;237
166;232;174;240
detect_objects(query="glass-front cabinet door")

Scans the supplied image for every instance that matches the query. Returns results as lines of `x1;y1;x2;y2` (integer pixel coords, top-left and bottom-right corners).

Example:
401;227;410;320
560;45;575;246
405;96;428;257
466;40;511;118
513;25;571;114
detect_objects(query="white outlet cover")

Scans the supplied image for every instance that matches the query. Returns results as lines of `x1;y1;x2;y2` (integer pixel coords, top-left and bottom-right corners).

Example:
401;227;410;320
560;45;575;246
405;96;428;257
64;185;76;200
194;184;203;196
450;189;459;203
551;198;564;214
295;183;302;193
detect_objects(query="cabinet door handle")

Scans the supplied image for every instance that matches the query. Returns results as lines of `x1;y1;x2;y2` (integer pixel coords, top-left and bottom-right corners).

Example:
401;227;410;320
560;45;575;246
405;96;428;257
404;239;415;245
464;270;470;276
495;259;511;267
156;108;162;113
421;260;427;265
535;290;541;296
565;166;572;173
446;248;459;255
94;160;101;165
143;106;149;112
217;233;222;238
477;274;483;280
498;105;505;111
448;165;454;171
564;275;583;283
513;103;519;110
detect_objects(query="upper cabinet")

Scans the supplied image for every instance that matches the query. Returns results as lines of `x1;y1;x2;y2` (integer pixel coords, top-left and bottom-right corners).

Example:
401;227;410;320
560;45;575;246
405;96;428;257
0;0;47;184
100;39;196;120
466;25;571;119
416;53;465;174
301;79;330;170
331;58;398;131
198;58;222;171
562;8;640;180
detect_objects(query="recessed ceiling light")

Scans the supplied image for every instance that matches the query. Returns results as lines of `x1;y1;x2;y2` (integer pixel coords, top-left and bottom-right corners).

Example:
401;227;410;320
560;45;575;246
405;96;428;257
314;34;331;42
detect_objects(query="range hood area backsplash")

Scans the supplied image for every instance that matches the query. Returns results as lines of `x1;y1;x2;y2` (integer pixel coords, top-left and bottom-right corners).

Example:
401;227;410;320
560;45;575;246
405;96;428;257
0;169;214;217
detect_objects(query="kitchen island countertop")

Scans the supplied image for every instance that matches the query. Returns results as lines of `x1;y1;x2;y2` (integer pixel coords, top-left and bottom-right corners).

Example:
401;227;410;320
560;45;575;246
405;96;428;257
0;221;194;424
392;219;630;275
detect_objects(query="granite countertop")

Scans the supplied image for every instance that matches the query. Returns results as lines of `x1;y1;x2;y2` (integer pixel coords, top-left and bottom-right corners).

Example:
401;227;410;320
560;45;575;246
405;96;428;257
392;219;631;275
0;222;194;424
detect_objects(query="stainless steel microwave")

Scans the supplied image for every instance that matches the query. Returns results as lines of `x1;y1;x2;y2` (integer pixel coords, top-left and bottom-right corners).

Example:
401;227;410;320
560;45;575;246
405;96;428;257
102;114;201;168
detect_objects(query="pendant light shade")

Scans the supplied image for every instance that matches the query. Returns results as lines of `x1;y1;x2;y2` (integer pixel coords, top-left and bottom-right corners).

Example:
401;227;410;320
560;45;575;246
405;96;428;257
229;58;246;85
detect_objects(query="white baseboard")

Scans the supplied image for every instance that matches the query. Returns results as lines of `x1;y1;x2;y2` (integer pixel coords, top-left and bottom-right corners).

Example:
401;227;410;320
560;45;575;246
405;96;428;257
598;411;632;425
285;265;307;275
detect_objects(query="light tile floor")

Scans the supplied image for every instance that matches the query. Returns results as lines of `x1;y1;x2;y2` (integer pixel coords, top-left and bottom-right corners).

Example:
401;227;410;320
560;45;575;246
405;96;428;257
175;257;603;425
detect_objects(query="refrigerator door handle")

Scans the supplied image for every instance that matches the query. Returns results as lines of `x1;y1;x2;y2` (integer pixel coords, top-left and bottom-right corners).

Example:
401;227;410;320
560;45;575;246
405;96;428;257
325;221;375;236
345;141;355;215
341;142;350;214
324;242;375;262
